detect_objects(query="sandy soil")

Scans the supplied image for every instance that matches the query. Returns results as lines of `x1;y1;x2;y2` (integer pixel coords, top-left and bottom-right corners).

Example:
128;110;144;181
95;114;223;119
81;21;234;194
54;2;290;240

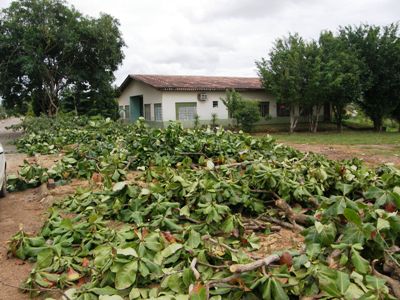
286;143;400;167
0;119;67;299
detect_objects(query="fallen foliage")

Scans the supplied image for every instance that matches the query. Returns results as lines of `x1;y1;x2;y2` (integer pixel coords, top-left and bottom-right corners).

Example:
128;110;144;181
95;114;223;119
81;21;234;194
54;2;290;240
6;116;400;299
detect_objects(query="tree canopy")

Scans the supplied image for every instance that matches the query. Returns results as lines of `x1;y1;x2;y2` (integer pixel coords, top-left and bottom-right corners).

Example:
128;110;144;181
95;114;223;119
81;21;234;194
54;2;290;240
340;24;400;131
257;24;400;132
256;34;325;132
0;0;125;118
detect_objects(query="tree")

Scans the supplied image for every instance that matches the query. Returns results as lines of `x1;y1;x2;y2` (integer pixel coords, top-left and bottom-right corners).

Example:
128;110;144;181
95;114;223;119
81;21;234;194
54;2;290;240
257;34;316;133
301;40;324;133
221;89;242;127
221;90;261;132
318;31;363;132
340;24;400;131
390;104;400;132
0;0;125;117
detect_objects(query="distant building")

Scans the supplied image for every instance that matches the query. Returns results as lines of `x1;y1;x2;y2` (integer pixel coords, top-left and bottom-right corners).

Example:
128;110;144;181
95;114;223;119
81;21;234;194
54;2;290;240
117;74;330;128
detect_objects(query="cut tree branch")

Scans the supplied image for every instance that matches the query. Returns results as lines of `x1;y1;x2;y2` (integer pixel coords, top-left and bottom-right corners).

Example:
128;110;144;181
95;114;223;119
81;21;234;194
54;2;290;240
229;254;280;273
274;198;314;226
260;216;304;231
372;259;400;299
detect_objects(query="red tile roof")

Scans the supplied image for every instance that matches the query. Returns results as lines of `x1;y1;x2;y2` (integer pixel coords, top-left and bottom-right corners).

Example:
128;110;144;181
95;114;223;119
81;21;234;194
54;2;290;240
119;74;264;92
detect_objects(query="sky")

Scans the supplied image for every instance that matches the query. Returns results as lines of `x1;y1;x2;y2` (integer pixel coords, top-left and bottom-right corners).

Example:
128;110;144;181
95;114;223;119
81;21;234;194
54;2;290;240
1;0;399;86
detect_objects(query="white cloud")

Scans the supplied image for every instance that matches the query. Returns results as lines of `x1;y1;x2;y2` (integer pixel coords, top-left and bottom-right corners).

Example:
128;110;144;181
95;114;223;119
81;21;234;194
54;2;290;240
1;0;399;85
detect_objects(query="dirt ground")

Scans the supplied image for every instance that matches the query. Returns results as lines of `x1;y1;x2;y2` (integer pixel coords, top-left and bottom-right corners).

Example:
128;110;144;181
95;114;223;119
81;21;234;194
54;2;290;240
286;143;400;167
0;119;71;299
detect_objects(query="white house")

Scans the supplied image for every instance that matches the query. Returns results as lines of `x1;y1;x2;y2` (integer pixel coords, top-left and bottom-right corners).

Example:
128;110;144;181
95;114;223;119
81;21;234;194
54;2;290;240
117;74;330;128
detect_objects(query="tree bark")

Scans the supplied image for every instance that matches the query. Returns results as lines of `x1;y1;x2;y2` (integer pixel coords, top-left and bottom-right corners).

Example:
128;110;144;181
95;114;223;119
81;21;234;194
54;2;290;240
373;117;383;132
289;104;298;134
312;105;322;133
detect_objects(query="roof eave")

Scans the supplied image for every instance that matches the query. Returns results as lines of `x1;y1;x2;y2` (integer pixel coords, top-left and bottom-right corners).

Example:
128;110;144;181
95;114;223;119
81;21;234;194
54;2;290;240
159;87;265;92
118;75;134;93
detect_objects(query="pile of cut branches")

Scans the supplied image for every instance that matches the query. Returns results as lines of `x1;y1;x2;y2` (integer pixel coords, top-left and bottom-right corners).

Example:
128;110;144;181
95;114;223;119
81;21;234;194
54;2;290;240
7;116;400;300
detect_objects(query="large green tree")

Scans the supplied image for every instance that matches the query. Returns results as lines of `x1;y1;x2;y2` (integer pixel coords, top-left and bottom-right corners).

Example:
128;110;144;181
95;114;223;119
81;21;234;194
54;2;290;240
0;0;125;117
340;24;400;131
318;31;363;132
257;34;322;133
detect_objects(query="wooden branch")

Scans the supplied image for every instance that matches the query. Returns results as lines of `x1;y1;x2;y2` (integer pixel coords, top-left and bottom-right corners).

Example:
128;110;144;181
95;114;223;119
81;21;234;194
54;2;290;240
0;279;71;300
190;258;201;280
274;198;313;226
207;274;240;288
372;260;400;299
202;235;239;253
229;254;280;273
178;152;206;156
179;215;202;224
198;261;228;269
214;161;257;170
260;216;304;231
290;152;309;164
242;219;280;232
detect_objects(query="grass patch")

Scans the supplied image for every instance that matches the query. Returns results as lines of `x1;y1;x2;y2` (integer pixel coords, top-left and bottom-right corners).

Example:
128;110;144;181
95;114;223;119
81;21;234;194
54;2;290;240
270;131;400;145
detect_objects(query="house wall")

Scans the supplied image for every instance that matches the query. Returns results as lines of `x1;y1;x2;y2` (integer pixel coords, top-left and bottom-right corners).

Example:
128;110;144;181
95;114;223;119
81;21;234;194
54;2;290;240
118;80;163;120
119;80;162;106
161;90;274;121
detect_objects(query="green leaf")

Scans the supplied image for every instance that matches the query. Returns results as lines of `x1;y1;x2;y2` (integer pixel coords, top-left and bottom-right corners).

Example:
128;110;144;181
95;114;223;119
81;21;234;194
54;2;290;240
115;260;138;290
262;278;272;300
343;208;362;227
351;250;369;274
129;288;141;299
365;275;387;290
117;248;138;257
167;273;184;293
271;279;289;300
187;230;201;249
91;287;118;296
336;271;350;295
377;218;390;231
344;283;365;300
36;248;53;269
364;187;394;207
336;183;353;196
182;268;195;287
99;296;124;300
161;243;183;258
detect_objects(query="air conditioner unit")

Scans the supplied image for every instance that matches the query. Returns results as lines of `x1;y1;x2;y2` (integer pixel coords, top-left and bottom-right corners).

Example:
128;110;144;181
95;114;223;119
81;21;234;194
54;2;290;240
198;93;208;101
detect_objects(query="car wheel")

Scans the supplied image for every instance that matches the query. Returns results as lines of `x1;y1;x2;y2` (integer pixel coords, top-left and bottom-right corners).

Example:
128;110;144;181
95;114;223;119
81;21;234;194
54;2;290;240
0;168;7;198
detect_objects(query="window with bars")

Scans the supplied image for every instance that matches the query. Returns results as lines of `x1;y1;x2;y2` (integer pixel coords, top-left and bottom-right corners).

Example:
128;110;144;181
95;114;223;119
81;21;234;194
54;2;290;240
213;101;218;108
176;102;197;121
259;101;270;117
124;105;130;120
144;104;151;120
154;103;162;121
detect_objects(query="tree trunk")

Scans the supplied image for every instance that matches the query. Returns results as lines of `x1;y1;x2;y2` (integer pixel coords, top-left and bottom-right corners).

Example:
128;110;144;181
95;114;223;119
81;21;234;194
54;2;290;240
373;118;383;132
311;105;322;133
337;121;343;133
332;105;343;133
289;105;298;134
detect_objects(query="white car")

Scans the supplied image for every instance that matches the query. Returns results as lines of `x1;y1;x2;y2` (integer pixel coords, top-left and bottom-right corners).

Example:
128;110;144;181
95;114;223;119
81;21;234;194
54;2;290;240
0;143;6;197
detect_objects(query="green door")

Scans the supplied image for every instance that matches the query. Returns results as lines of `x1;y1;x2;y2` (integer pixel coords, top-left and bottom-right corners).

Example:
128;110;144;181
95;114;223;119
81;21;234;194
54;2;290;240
130;96;143;121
